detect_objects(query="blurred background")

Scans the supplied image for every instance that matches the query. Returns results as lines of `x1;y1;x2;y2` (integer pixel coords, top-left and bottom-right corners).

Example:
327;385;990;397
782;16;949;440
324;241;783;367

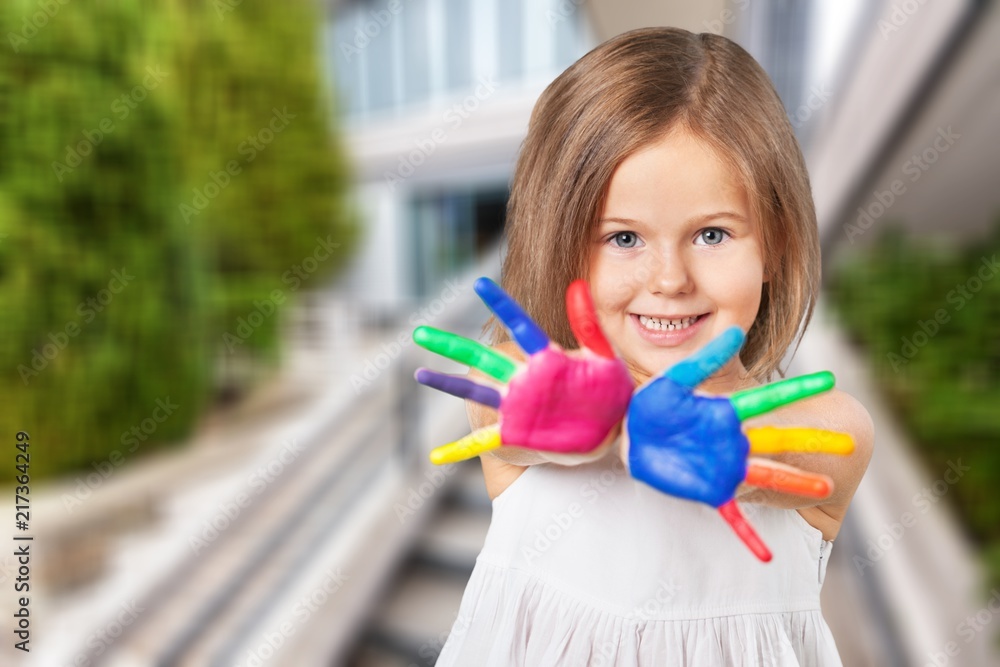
3;0;999;664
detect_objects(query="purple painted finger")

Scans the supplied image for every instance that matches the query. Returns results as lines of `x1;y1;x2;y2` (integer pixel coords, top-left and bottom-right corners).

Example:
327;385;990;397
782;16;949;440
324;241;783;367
415;368;503;409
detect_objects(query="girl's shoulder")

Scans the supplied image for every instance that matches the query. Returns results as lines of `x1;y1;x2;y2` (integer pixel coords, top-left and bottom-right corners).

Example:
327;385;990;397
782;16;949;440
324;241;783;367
805;387;875;452
479;454;527;502
765;385;875;522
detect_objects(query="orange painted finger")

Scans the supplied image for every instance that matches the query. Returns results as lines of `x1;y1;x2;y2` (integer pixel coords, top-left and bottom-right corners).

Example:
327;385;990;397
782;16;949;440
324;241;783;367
745;426;854;456
566;279;615;358
745;461;833;499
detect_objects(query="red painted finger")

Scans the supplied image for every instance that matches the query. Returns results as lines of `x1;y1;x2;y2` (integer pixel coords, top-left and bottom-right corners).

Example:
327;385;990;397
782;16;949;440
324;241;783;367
566;280;615;358
717;500;772;562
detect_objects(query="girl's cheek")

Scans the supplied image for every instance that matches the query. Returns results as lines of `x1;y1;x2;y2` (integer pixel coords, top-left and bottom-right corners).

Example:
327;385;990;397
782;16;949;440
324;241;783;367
598;278;631;316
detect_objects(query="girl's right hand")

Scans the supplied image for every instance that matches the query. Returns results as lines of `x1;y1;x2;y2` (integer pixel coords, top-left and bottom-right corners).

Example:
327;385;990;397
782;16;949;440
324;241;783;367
621;327;855;562
413;277;634;466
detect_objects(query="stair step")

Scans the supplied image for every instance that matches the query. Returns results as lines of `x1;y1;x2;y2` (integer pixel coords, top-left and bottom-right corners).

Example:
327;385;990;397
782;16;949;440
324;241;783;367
368;562;468;652
414;503;491;573
447;461;492;511
349;644;417;667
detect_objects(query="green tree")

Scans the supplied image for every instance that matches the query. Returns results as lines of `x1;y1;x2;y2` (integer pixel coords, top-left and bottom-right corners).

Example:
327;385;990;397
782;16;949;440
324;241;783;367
829;221;1000;589
0;0;356;480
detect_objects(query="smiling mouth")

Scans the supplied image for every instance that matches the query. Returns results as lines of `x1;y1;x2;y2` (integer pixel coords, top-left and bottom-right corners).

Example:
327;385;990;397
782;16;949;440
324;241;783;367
634;313;707;332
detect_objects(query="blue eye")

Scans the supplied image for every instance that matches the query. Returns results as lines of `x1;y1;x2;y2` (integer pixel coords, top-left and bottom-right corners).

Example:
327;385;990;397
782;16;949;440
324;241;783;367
696;228;728;246
610;232;640;248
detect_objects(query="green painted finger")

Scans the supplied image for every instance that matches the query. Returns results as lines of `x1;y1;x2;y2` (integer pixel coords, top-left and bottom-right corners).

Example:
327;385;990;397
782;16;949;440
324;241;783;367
730;371;835;421
413;326;518;382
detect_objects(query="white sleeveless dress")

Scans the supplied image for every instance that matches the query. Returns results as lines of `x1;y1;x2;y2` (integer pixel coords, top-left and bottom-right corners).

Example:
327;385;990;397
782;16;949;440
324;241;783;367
435;454;842;666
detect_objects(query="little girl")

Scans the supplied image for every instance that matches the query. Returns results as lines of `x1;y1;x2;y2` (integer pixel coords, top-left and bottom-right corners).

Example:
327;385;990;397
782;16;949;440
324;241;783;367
430;27;874;666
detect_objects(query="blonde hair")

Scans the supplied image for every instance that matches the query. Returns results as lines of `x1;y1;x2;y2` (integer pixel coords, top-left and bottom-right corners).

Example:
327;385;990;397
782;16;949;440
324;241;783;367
486;27;820;381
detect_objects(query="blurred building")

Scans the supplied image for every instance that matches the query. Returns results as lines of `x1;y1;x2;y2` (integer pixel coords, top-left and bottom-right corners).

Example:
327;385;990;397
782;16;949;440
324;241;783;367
324;0;906;316
327;0;594;313
322;0;824;316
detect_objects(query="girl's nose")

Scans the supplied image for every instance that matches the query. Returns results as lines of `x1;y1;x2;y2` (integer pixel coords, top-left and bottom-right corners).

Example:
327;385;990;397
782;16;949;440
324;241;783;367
646;248;694;296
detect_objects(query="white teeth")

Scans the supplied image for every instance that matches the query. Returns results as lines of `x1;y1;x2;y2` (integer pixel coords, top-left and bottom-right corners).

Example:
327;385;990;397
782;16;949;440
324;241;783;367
638;314;699;331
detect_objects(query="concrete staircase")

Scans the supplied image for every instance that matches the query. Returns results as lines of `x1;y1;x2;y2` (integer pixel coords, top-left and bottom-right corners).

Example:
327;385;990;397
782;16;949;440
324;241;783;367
347;463;492;667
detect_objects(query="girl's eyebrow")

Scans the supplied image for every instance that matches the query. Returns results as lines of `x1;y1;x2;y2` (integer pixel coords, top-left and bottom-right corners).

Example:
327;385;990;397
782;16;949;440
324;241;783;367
599;212;748;226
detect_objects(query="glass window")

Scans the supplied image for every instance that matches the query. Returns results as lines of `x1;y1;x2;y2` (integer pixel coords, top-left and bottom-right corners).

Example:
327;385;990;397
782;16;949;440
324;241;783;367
330;19;364;117
365;8;395;113
402;0;431;103
409;185;508;298
497;0;523;81
444;0;472;91
554;1;582;69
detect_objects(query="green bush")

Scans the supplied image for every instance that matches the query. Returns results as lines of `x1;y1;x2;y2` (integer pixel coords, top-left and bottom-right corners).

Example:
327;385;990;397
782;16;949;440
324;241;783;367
0;0;356;480
829;221;1000;587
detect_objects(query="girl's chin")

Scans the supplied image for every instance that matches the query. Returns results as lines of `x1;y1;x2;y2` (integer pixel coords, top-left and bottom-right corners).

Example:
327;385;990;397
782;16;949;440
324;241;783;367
625;352;687;384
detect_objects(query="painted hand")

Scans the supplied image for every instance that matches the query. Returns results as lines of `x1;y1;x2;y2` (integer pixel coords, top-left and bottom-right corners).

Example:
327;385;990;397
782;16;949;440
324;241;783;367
413;277;633;465
624;327;855;562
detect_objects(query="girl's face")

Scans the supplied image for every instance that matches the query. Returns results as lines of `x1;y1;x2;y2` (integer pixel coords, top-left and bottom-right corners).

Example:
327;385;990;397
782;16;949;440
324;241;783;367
588;127;766;390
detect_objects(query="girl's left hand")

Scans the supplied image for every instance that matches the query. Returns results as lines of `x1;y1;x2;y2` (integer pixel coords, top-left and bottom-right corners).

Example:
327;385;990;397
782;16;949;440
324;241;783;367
623;327;855;562
413;277;634;465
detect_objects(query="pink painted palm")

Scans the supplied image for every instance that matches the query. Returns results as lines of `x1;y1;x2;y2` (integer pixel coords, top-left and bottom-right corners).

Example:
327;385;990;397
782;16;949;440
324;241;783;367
413;277;633;465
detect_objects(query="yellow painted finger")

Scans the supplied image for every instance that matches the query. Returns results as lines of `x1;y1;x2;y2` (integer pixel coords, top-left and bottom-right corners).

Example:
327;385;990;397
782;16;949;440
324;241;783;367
429;425;502;465
745;426;854;456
